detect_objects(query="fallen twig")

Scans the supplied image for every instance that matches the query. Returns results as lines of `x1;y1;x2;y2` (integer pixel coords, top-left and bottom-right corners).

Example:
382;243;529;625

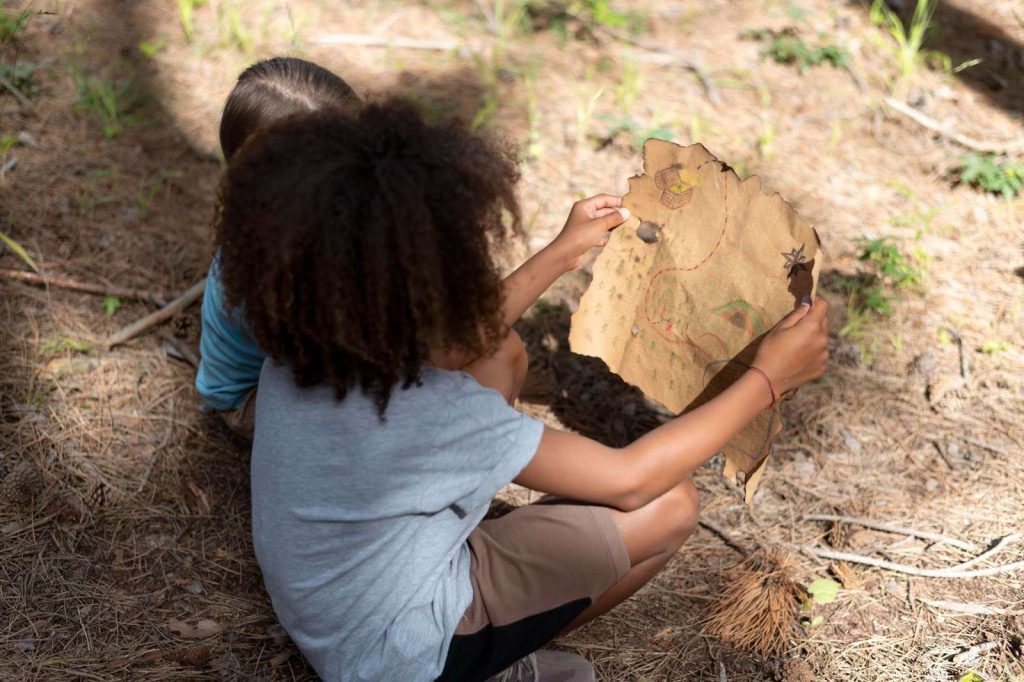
959;436;1007;455
0;268;169;305
803;513;982;553
698;519;754;557
803;534;1024;578
107;279;205;348
952;640;999;665
884;97;1024;154
159;330;199;368
918;598;1005;616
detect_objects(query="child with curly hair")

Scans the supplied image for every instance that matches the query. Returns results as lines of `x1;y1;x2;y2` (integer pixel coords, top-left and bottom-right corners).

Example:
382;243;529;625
215;101;830;682
196;57;358;437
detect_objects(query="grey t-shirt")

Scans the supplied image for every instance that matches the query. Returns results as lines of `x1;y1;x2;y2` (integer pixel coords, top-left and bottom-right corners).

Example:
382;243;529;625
251;361;544;682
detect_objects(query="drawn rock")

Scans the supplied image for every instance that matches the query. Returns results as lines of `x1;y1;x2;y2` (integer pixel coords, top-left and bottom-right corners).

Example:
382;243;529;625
636;220;662;244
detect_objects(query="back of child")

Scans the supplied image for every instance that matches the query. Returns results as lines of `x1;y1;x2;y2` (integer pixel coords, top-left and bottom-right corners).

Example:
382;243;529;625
216;78;830;682
196;57;357;437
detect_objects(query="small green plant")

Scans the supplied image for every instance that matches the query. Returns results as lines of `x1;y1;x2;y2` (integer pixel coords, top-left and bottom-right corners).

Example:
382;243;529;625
0;228;39;271
137;38;166;58
137;166;176;219
0;6;30;44
613;58;642;110
741;28;848;73
869;0;936;94
177;0;208;42
40;336;93;354
72;70;138;139
800;577;841;628
0;61;42;97
221;4;253;56
574;85;604;148
980;339;1010;354
523;0;644;40
469;53;503;130
836;236;925;342
599;114;671;150
954;153;1024;199
102;296;121;316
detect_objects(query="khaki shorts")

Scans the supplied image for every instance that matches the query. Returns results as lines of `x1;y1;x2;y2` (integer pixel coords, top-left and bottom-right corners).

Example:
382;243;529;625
219;387;257;440
438;501;631;682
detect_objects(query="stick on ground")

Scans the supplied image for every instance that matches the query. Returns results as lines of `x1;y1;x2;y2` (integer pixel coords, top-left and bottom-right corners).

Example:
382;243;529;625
106;279;205;348
803;534;1024;579
884;97;1024;154
1;268;169;305
803;513;982;553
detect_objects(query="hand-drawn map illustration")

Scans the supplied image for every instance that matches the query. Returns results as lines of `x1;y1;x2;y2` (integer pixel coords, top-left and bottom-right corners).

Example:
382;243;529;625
569;140;822;503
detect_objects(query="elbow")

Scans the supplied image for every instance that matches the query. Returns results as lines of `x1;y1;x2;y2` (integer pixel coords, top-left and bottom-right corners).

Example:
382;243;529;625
611;456;658;512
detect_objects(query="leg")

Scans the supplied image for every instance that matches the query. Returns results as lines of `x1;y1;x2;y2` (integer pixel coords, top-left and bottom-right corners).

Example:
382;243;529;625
462;330;528;405
562;478;700;632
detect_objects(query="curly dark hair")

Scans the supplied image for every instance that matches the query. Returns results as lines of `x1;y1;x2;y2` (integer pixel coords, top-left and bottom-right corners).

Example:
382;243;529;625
215;99;521;414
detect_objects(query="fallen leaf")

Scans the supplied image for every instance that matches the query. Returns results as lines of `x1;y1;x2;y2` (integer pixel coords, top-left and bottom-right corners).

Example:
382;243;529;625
807;578;841;604
167;618;223;639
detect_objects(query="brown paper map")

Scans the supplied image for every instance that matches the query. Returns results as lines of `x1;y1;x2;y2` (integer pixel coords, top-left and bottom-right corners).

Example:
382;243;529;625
569;140;821;503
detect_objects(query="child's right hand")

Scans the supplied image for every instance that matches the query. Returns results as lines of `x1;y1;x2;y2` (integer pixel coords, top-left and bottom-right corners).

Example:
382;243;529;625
752;296;830;396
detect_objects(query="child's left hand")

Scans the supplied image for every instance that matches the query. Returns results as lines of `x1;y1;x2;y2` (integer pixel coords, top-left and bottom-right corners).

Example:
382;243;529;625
553;194;630;269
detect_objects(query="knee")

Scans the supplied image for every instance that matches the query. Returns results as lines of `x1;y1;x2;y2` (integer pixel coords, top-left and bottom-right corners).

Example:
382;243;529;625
663;479;700;547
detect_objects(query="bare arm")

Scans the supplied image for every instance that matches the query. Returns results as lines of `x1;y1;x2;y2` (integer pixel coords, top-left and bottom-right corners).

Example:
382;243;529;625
515;298;830;510
432;195;628;370
500;194;628;327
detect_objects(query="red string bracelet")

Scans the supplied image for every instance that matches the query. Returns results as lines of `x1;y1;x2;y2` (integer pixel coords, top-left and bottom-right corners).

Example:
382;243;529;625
743;366;776;410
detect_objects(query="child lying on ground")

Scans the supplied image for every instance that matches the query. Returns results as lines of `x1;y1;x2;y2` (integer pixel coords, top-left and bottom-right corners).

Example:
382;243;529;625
215;100;830;682
195;57;358;437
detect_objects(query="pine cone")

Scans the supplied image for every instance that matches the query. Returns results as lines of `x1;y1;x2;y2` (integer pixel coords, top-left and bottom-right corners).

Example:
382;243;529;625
0;460;44;510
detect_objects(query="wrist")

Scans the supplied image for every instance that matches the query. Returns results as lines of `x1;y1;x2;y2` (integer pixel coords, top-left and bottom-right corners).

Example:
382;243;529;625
546;236;583;272
744;366;777;411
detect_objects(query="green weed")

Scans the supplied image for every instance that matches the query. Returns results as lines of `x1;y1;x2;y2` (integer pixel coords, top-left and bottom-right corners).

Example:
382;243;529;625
741;28;849;73
0;228;39;271
869;0;936;94
221;4;253;56
836;236;925;340
72;69;138;139
0;61;42;97
524;0;644;40
574;85;604;148
102;296;121;316
79;167;119;215
177;0;208;43
40;336;92;354
599;114;671;150
954;153;1024;199
980;339;1010;355
614;58;642;110
0;6;30;44
137;38;166;59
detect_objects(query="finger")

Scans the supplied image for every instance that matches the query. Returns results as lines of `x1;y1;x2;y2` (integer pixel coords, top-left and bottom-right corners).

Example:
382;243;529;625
593;207;630;231
593;207;619;218
578;194;623;216
777;295;812;329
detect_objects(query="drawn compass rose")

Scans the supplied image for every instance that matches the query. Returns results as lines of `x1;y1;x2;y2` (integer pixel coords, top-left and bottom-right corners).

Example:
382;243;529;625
781;244;809;279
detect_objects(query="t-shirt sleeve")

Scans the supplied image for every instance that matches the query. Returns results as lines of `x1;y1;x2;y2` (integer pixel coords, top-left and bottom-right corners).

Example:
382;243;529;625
421;372;544;515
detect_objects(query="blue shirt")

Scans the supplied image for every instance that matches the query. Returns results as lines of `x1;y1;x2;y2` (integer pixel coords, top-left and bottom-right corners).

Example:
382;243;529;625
250;362;543;681
195;256;265;410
